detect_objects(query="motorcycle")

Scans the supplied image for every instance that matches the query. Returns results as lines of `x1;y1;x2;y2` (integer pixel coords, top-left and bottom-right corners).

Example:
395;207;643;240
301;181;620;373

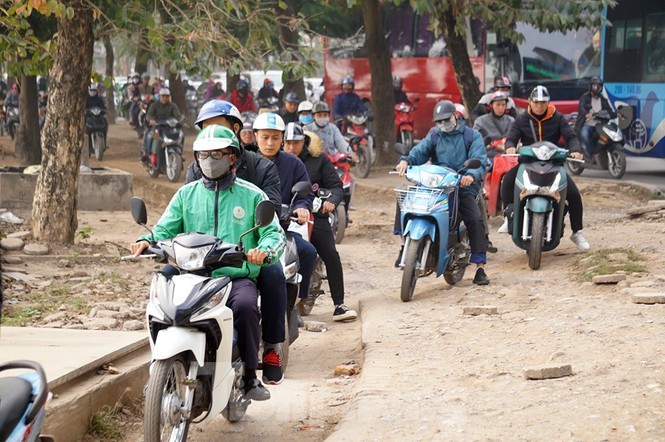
257;96;279;113
144;117;185;182
342;113;375;178
325;152;355;244
0;360;55;442
6;105;19;140
393;143;482;302
510;142;574;270
126;197;275;440
0;99;6;137
567;109;627;179
394;100;417;149
482;137;519;217
185;88;198;118
84;106;108;161
136;94;153;138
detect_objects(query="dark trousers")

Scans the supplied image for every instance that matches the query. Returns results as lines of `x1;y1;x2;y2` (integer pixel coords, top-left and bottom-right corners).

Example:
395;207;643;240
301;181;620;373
293;232;317;300
394;192;487;263
226;278;260;370
580;125;595;156
501;165;584;232
310;216;345;305
256;263;286;345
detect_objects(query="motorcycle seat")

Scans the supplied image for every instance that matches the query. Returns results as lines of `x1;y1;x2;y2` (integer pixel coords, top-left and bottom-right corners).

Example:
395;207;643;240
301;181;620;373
0;377;34;440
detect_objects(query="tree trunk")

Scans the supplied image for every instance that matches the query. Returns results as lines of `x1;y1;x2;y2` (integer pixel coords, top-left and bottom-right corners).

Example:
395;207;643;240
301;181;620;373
32;2;93;244
437;2;482;117
15;75;41;166
275;1;305;100
103;34;117;124
134;29;150;75
168;70;190;124
361;0;396;165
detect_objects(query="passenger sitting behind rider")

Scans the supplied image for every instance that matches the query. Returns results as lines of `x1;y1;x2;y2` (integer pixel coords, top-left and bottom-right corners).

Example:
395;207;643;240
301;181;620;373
394;100;490;285
472;92;514;167
130;125;285;401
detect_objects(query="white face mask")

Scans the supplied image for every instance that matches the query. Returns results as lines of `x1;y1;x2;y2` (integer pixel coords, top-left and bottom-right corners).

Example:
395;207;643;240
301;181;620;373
315;117;329;127
437;117;456;133
198;156;231;180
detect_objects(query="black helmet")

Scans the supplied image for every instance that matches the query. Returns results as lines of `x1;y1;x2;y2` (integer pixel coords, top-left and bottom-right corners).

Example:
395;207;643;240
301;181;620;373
589;76;603;95
392;75;403;89
432;100;456;122
529;85;550;102
590;76;603;86
237;79;249;91
285;92;299;103
312;101;330;114
494;76;511;89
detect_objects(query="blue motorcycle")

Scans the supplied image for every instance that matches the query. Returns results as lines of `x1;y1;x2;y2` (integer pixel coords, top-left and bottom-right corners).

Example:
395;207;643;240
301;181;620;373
394;145;481;302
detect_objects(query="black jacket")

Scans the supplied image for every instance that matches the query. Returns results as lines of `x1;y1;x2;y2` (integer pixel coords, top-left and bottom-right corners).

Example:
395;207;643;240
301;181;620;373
185;147;282;216
298;135;343;216
574;92;616;134
505;104;580;152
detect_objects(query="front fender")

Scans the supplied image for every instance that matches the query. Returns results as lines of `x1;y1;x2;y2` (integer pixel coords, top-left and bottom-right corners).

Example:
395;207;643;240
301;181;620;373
525;197;553;213
404;218;437;242
153;327;206;366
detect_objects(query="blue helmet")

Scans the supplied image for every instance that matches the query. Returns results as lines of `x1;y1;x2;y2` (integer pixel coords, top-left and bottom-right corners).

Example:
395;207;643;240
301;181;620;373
341;76;355;88
195;99;243;129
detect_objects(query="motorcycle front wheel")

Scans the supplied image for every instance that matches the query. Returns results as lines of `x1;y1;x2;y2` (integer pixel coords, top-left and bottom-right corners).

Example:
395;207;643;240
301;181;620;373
166;148;183;182
332;204;347;244
92;132;105;161
400;238;425;302
528;212;545;270
607;146;626;179
144;355;192;442
355;144;371;178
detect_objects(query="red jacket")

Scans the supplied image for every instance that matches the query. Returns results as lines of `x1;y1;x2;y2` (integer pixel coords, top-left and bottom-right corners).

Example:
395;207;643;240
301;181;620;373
229;90;256;113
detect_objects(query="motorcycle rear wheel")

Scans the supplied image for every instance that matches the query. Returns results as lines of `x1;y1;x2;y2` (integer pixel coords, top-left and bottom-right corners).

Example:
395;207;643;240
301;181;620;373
607;146;626;179
528;212;545;270
144;355;192;442
400;238;424;302
355;144;371;178
444;229;469;285
400;130;413;149
166;149;183;182
92;132;105;161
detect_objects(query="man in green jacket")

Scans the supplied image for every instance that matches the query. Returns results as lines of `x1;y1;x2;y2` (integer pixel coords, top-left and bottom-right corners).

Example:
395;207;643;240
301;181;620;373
131;125;285;401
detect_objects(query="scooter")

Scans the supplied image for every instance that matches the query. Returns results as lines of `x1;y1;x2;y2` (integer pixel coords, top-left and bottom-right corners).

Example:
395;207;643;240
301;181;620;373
136;94;153;139
144;117;185;182
84;106;108;161
325;152;355;244
0;99;6;137
6;105;19;141
343;113;375;178
393;143;482;302
126;197;275;440
394;99;418;149
0;360;55;442
483;145;519;217
510;141;572;270
567;109;627;179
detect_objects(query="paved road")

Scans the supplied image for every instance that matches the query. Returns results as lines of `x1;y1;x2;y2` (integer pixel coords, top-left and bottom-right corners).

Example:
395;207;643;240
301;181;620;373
576;156;665;193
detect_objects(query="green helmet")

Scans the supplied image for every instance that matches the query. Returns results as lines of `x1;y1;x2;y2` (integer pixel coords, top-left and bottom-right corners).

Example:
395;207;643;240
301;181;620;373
193;125;241;155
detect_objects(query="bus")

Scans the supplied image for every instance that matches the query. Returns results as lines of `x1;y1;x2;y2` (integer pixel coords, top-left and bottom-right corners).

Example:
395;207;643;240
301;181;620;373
323;2;665;159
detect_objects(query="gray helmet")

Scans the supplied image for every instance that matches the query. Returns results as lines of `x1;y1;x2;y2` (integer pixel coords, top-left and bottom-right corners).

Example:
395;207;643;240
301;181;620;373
432;100;456;122
312;101;330;114
529;85;550;102
285;92;299;103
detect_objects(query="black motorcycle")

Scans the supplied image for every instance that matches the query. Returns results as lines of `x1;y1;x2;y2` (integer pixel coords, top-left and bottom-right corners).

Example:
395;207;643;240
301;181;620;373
85;107;108;161
144;117;185;182
6;105;19;140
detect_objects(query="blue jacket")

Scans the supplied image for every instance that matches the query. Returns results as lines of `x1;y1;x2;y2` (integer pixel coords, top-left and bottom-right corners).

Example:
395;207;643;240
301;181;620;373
401;121;487;197
271;150;313;211
333;92;366;118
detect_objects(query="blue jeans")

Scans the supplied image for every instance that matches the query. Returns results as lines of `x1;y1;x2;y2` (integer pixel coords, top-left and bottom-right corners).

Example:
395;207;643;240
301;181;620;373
580;125;596;156
292;232;317;299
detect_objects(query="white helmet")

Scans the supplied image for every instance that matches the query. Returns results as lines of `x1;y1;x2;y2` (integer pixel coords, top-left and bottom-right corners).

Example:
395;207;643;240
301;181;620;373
297;101;314;113
253;112;286;131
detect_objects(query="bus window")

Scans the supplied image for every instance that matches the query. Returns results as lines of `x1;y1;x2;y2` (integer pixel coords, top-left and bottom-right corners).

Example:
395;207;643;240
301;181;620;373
605;19;643;83
644;13;665;82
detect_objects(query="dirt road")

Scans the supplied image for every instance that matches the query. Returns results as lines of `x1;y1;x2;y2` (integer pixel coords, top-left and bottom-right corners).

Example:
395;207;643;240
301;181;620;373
2;123;664;440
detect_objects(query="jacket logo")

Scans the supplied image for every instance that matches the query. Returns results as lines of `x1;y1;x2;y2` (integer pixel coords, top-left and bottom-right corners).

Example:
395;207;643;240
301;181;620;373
233;206;246;219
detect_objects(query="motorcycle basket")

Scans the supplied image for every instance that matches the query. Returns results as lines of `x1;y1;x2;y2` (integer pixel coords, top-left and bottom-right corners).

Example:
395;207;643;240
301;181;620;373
395;185;449;214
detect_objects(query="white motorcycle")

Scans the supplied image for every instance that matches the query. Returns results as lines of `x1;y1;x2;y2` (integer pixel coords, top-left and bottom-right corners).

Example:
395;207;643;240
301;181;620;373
126;197;275;441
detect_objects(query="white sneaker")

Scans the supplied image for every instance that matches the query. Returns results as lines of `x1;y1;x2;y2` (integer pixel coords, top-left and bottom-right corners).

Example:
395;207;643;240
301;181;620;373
570;230;590;251
497;217;509;234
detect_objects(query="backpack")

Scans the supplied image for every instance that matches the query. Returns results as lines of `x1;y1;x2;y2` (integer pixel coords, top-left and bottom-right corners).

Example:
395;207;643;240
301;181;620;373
429;126;474;164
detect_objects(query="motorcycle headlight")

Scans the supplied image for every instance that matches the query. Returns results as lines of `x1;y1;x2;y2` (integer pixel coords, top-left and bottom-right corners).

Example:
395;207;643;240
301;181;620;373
605;127;623;142
91;108;102;116
167;118;178;128
173;243;213;271
532;144;557;161
418;170;445;188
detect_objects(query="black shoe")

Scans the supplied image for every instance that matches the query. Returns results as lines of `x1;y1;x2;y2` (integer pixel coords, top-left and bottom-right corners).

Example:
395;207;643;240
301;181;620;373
333;304;358;322
395;245;404;268
487;239;498;254
244;378;271;401
473;268;490;285
261;347;284;385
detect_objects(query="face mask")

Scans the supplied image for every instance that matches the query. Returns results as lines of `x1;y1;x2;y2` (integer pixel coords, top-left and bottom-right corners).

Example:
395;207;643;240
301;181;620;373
315;117;329;127
591;84;602;95
299;114;314;125
198;155;231;180
437;117;456;133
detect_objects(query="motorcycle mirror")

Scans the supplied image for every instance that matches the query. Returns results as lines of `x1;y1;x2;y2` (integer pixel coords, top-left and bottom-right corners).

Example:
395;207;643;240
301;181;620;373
393;143;409;155
463;158;482;170
255;200;275;227
291;181;312;197
130;197;148;225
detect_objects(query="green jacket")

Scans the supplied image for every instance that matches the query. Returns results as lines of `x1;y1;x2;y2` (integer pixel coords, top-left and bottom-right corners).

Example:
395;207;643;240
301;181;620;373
139;178;285;281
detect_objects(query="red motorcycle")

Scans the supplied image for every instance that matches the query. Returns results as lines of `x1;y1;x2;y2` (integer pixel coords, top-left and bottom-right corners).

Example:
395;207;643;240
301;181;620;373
483;137;519;217
394;101;417;149
325;152;355;244
342;114;374;179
